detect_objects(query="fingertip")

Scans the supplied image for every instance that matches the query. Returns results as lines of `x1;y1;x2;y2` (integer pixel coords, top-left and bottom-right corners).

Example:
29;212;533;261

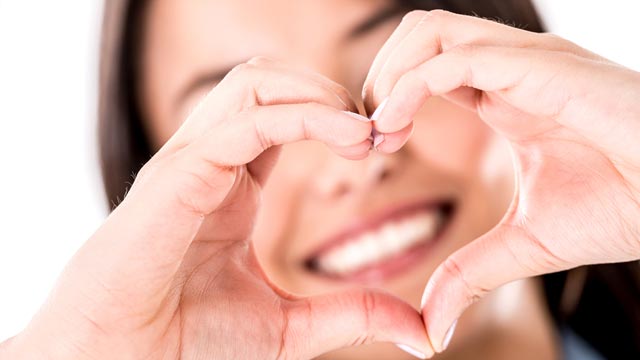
341;110;372;123
331;139;373;160
372;129;385;150
327;108;374;147
441;319;458;352
395;344;429;359
372;97;416;135
373;122;414;154
420;258;474;354
370;97;389;122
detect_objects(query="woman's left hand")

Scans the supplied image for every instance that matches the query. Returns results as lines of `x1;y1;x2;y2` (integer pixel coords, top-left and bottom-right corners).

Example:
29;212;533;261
363;10;640;357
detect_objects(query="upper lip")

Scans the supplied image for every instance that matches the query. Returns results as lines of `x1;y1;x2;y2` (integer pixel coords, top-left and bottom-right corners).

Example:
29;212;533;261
303;198;454;269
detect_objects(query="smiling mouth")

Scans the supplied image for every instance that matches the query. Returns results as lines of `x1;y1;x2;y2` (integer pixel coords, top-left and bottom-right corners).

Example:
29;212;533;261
304;200;455;283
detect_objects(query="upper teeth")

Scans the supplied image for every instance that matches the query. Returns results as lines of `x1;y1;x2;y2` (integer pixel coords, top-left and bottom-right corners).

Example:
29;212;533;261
316;211;441;276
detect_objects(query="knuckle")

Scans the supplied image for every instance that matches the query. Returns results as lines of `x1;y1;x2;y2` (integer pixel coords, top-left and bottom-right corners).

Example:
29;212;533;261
402;9;427;23
171;152;237;216
426;9;453;22
517;227;566;271
440;256;488;305
226;62;254;79
252;113;271;151
354;291;376;342
349;332;374;348
351;292;377;347
538;32;568;47
360;291;377;321
247;55;274;66
126;148;237;217
538;33;575;53
132;154;172;190
537;33;584;56
134;160;156;183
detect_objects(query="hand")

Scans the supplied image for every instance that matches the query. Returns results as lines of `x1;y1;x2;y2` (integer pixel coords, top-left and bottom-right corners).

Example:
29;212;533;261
363;10;640;356
3;57;429;359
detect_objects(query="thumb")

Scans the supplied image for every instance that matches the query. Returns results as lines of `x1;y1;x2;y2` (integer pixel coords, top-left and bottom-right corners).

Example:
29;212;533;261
282;289;433;359
421;224;567;353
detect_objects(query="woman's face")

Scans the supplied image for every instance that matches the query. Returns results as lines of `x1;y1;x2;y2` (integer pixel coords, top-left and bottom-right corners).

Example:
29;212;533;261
139;0;525;358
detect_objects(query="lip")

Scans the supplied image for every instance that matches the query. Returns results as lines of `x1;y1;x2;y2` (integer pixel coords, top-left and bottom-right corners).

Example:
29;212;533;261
303;199;455;283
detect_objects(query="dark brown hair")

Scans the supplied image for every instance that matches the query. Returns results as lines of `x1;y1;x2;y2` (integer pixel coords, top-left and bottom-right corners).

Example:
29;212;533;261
97;0;639;357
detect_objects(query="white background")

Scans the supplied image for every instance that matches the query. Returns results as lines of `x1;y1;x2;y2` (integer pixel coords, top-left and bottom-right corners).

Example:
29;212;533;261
1;0;639;342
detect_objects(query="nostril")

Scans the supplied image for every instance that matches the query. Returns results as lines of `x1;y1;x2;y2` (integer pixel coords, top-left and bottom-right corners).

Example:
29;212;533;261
333;183;351;198
378;168;392;182
368;154;395;185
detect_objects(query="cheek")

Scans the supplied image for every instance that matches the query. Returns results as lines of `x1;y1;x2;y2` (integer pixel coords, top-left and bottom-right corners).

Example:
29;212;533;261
251;142;326;279
407;97;496;176
408;98;515;233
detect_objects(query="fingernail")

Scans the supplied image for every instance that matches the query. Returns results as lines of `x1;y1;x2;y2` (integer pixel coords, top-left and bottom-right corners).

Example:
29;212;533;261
342;111;371;122
420;287;428;309
442;319;458;351
420;282;432;309
370;97;389;122
395;344;427;359
372;128;385;150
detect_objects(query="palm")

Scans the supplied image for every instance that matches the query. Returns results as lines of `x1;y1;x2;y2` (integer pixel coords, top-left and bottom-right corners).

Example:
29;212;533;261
477;74;640;272
169;168;286;359
59;157;427;359
91;251;289;359
358;9;640;351
175;245;288;359
84;145;297;357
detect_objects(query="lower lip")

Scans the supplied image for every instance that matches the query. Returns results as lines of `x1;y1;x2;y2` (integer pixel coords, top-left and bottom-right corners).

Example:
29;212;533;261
309;209;455;284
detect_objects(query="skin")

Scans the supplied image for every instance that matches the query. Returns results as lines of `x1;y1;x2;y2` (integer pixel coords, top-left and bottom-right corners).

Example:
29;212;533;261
138;0;555;358
1;3;639;360
363;9;640;353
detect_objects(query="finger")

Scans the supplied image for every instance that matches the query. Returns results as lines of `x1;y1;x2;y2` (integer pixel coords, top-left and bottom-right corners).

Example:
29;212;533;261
246;56;359;113
251;138;374;189
165;59;359;151
149;102;374;241
368;10;605;110
362;10;427;115
374;122;414;154
66;105;372;310
284;289;433;359
328;138;376;161
247;145;283;187
437;86;480;113
187;103;373;169
421;224;569;353
375;45;574;135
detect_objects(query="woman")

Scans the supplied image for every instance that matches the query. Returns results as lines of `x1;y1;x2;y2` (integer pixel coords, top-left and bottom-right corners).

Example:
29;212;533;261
1;0;639;359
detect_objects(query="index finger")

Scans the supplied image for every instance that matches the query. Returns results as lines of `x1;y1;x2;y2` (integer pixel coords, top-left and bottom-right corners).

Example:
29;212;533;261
362;10;426;115
363;10;604;118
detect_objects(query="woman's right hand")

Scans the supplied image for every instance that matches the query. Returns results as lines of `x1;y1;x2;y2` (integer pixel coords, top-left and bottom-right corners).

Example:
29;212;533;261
361;10;640;356
1;57;429;360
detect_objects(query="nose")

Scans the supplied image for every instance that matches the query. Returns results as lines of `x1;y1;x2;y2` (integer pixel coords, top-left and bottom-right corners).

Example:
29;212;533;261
312;151;402;200
295;40;398;199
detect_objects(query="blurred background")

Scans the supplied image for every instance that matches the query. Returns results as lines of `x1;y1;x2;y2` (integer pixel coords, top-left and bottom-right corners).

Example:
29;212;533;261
0;0;639;342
